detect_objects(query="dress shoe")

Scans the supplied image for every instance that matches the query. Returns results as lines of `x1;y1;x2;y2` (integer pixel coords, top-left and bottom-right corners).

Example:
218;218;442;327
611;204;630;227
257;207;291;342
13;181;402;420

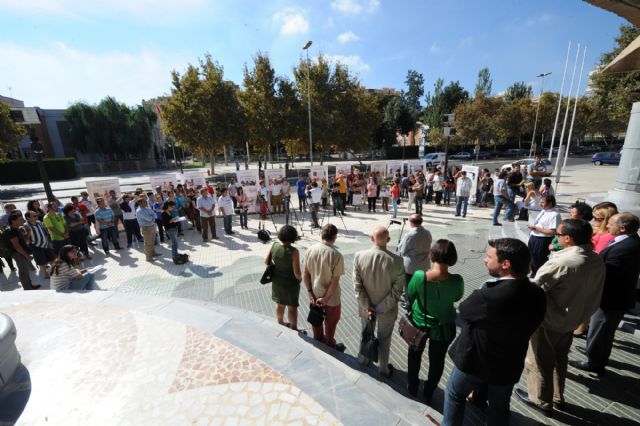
382;364;395;379
335;342;346;353
514;388;553;417
569;360;605;374
575;346;587;356
554;401;566;411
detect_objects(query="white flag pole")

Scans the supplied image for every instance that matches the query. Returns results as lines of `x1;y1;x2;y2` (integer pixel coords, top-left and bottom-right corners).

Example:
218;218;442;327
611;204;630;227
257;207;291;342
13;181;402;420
554;43;580;180
548;41;571;161
563;45;587;171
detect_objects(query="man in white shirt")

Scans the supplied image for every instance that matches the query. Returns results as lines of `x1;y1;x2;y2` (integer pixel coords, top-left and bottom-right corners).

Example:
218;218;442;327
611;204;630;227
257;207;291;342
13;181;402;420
218;187;235;235
455;171;473;218
527;195;561;276
308;182;322;228
196;188;217;241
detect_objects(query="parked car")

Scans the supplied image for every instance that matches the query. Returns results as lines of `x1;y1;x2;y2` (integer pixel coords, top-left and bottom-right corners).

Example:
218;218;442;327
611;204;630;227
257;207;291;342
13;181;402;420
424;152;447;167
500;158;555;176
474;150;491;160
450;151;472;160
501;148;529;158
592;152;621;165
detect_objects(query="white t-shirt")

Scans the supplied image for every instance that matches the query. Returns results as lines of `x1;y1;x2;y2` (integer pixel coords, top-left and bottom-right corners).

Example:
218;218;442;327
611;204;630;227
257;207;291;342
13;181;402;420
309;187;322;203
196;195;216;218
218;195;234;215
272;184;282;196
122;200;137;221
530;209;561;237
493;179;506;196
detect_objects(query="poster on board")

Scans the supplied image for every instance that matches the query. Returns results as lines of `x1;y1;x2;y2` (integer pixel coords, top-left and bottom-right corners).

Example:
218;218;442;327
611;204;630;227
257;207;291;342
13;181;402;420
309;165;329;184
386;161;404;177
85;179;121;205
370;161;386;177
179;172;206;189
335;164;351;179
149;174;179;192
235;169;260;213
407;160;426;176
461;164;480;204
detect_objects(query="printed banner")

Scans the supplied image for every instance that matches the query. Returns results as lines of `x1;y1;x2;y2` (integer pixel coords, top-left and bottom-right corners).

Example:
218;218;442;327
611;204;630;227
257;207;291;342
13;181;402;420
179;172;206;188
386;161;404;177
370;161;386;177
309;165;329;184
335;164;351;178
407;160;426;176
235;169;260;213
461;164;480;204
85;178;121;205
149;174;179;192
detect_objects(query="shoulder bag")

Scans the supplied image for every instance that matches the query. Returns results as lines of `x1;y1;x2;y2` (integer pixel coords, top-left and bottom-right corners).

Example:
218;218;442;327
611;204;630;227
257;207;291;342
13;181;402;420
398;272;429;350
259;244;276;284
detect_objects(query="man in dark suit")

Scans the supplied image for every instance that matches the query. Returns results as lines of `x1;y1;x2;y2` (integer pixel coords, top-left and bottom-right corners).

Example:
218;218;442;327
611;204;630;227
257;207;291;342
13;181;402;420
442;238;546;426
570;212;640;374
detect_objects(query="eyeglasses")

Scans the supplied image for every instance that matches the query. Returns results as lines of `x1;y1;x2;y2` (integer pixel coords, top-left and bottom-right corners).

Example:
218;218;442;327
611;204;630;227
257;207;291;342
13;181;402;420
556;233;567;237
593;217;603;222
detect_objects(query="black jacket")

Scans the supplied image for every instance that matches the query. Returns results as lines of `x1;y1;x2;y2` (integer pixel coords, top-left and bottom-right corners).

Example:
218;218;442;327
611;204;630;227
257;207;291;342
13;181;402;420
599;234;640;311
448;278;546;385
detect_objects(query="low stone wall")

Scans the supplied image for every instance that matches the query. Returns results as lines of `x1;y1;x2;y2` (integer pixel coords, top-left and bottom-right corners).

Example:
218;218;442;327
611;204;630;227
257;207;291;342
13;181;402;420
0;313;20;387
76;159;162;175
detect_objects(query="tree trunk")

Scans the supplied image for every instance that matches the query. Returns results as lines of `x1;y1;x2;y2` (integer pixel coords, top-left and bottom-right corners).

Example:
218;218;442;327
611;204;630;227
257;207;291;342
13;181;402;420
320;149;324;166
210;150;215;175
223;145;228;166
518;135;521;150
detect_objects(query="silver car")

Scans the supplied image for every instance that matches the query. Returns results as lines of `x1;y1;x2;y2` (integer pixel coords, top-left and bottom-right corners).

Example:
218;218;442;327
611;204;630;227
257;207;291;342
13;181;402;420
500;158;555;176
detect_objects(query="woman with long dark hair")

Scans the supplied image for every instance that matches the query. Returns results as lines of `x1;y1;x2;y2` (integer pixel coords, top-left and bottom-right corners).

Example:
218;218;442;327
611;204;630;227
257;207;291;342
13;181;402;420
50;244;97;291
63;203;91;259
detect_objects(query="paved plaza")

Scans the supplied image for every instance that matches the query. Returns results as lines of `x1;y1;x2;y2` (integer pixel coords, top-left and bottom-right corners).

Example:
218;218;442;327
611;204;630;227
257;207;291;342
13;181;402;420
1;161;639;425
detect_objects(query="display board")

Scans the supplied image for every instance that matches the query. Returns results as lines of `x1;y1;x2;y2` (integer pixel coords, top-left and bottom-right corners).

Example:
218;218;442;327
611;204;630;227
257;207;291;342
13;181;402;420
149;174;179;192
461;164;480;204
370;161;386;177
335;164;351;178
309;165;329;184
386;161;404;177
85;178;121;205
179;172;206;189
407;160;426;176
235;169;260;213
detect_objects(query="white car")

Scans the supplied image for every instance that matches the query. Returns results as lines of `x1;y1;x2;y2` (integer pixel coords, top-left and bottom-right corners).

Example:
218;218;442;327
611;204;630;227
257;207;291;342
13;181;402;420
424;152;447;167
500;158;555;176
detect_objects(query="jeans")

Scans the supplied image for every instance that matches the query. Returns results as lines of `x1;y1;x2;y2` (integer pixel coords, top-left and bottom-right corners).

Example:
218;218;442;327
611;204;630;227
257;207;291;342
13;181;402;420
298;194;307;211
492;195;514;224
368;196;376;211
166;227;178;260
66;272;96;291
407;336;453;398
155;218;165;241
239;209;248;228
392;198;398;217
455;196;469;216
12;252;34;290
414;197;423;214
312;304;341;348
443;189;452;205
223;214;233;233
99;226;120;252
332;195;344;215
442;367;513;426
124;219;143;246
310;203;320;226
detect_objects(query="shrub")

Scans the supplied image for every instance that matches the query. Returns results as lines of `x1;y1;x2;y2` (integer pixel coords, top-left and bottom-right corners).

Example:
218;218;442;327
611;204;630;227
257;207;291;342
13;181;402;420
0;157;77;184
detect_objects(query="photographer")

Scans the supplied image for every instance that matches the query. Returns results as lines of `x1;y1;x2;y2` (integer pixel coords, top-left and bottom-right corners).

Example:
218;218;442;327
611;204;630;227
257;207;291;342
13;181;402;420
308;182;322;228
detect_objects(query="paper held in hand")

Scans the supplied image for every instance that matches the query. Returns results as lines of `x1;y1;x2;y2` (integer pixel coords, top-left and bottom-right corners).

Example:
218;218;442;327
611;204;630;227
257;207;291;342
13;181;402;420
86;265;105;274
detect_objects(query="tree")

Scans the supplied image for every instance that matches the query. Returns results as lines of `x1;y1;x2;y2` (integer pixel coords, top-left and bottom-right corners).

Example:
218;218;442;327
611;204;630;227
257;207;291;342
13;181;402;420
0;102;26;157
495;97;534;148
505;81;532;102
475;67;493;98
589;24;640;139
402;69;424;113
454;94;501;147
275;77;305;164
162;54;244;173
441;81;470;113
240;52;278;157
423;78;446;129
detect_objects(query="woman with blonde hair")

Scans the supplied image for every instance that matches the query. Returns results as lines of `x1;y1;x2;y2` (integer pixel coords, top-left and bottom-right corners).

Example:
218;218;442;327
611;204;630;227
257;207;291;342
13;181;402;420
591;202;618;254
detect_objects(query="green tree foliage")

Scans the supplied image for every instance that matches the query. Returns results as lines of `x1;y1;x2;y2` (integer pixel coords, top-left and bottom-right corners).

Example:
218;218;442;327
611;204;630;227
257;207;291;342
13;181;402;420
454;94;501;147
589;24;640;138
422;78;446;129
65;97;156;159
442;81;470;113
505;81;533;102
275;77;305;162
401;69;424;113
495;98;534;148
475;67;493;97
0;102;26;158
161;54;244;173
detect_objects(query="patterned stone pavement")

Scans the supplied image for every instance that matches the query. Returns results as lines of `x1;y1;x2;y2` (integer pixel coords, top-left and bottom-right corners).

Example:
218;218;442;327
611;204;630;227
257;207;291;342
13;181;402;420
1;162;638;425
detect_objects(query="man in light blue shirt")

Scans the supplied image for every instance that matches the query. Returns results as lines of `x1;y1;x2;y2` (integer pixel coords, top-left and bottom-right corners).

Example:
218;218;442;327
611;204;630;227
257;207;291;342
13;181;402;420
136;197;160;262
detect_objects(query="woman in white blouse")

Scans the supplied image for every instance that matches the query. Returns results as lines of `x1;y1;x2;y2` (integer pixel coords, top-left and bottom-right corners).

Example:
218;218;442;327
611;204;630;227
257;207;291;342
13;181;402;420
50;245;97;291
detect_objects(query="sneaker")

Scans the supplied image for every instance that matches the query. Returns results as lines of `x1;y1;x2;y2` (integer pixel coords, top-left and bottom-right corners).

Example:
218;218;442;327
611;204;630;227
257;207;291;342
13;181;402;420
493;223;502;226
335;343;346;352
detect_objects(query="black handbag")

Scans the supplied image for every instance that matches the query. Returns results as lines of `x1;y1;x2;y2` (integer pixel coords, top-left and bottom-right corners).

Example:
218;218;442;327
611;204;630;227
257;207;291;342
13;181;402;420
307;304;326;327
359;317;379;362
398;271;429;350
260;244;275;284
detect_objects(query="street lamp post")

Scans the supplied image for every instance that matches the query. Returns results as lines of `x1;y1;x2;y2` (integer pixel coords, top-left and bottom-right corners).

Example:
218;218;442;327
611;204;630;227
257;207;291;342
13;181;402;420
303;40;313;166
530;72;552;157
30;136;55;202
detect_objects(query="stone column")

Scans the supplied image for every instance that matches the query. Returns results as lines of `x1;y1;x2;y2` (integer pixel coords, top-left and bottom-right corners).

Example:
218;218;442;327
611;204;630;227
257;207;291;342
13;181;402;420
607;102;640;213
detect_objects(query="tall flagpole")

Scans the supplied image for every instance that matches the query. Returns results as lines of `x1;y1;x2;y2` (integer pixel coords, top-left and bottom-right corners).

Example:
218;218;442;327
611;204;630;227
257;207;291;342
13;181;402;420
563;45;587;170
548;41;571;161
554;43;580;175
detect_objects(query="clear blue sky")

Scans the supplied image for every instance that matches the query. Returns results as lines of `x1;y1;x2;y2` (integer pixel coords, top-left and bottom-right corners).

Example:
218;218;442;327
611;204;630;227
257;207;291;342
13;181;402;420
0;0;627;108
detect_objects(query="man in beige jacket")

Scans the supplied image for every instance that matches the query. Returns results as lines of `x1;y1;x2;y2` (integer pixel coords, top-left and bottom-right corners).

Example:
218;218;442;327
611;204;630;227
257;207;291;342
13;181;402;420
515;219;605;416
353;226;405;378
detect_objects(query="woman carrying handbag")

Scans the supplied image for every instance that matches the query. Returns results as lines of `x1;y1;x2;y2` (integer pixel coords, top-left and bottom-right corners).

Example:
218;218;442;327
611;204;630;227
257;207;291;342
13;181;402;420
406;239;464;403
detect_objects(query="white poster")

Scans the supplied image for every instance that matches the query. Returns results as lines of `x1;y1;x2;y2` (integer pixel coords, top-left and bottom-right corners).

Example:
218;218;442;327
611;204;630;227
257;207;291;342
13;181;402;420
370;161;387;177
85;179;121;205
335;164;351;178
461;164;480;204
309;165;328;184
235;169;260;213
407;160;426;176
179;172;206;188
149;174;179;192
386;161;403;177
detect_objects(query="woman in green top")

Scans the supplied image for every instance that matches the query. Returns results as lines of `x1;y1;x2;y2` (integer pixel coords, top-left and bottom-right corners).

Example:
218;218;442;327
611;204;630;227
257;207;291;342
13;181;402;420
407;239;464;403
265;225;303;331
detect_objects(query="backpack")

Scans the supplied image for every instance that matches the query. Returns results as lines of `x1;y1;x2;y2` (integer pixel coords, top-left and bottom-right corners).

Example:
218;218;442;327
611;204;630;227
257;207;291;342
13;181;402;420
0;228;14;258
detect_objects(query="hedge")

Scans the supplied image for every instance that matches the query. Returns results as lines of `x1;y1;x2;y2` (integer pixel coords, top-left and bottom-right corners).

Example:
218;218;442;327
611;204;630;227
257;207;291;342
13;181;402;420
0;157;77;184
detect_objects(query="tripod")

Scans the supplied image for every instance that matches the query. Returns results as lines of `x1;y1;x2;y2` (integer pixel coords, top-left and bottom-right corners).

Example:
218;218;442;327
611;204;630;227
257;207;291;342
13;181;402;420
321;193;349;234
389;218;407;252
282;196;305;237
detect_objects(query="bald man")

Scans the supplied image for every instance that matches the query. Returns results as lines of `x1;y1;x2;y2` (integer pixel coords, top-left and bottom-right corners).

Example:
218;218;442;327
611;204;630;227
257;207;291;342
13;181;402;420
353;226;405;378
